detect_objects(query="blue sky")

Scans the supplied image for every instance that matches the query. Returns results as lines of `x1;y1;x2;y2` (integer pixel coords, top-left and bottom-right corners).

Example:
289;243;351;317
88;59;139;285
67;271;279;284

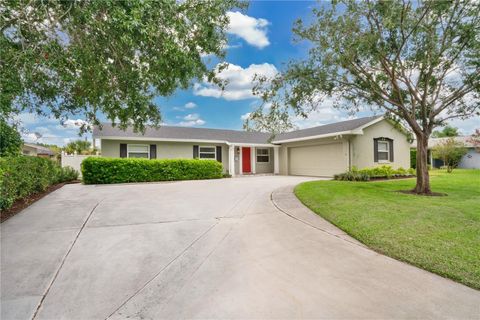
19;1;478;146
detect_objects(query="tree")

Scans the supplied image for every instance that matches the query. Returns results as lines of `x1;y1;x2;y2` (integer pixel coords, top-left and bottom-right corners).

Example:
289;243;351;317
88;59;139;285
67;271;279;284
1;0;239;132
251;0;479;194
63;140;94;155
433;138;467;172
243;108;295;134
0;119;22;156
432;126;459;138
467;129;480;152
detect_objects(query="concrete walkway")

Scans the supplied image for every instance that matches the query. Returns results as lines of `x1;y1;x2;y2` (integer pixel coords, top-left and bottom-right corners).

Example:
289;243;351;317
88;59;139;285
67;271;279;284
1;176;479;319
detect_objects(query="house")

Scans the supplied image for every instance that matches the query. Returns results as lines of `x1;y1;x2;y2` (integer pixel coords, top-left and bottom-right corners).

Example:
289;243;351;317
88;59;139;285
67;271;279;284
93;115;411;177
411;136;480;169
22;143;55;158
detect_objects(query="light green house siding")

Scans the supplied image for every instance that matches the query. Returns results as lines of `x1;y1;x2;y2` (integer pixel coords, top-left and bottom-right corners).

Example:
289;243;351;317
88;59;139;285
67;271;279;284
100;140;275;174
350;120;411;169
100;139;230;172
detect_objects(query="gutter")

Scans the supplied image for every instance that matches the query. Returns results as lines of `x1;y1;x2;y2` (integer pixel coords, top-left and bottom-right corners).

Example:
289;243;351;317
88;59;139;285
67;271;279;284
271;130;356;144
93;136;274;147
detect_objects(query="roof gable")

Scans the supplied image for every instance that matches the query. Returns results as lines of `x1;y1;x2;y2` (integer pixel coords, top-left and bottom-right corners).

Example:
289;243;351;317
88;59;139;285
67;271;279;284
271;116;383;143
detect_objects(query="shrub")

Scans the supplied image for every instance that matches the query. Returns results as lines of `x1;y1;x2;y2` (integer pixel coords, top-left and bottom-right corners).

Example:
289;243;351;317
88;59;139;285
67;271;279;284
333;165;415;181
54;166;79;183
334;171;370;181
81;157;223;184
0;156;79;210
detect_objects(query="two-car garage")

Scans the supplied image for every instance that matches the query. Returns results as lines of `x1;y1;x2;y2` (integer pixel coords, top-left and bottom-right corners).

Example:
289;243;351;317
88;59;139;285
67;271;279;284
288;142;347;177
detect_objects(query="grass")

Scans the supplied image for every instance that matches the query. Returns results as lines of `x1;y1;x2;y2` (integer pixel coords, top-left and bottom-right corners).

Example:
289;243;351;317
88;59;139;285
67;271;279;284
294;169;480;290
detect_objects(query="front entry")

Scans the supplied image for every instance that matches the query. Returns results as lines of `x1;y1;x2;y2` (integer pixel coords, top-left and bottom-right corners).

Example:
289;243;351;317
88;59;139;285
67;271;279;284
242;147;251;173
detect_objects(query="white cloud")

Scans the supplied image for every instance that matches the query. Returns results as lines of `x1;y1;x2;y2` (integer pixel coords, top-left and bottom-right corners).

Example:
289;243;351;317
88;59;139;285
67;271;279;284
183;113;200;121
60;119;89;130
172;102;197;111
193;63;277;101
227;11;270;49
12;113;91;146
240;112;251;120
21;129;64;145
184;102;197;109
178;113;206;127
13;112;57;126
447;117;480;135
179;119;206;127
293;97;354;129
225;43;242;49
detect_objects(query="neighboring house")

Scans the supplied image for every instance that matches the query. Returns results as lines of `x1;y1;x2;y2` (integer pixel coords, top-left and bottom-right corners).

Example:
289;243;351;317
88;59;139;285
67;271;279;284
93;115;411;177
22;143;55;158
411;136;480;169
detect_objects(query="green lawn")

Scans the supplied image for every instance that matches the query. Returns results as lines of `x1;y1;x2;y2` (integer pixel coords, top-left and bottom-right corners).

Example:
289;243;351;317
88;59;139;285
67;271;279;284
295;169;480;289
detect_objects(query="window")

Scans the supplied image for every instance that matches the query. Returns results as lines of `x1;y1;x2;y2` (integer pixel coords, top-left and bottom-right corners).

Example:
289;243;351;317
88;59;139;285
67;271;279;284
199;146;216;159
377;141;389;161
128;144;149;158
256;148;270;163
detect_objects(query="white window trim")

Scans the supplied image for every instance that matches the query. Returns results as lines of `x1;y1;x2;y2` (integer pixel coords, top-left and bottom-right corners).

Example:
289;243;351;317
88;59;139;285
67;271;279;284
199;146;216;160
377;141;390;163
127;144;150;159
256;148;270;163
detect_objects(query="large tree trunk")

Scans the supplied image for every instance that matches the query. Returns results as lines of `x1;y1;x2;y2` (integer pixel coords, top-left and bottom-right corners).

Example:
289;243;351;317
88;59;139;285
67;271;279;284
413;133;431;194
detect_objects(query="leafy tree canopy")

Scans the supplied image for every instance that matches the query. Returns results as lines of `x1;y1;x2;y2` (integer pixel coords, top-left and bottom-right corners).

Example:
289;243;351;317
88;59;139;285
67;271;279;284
0;119;22;156
1;0;240;132
251;0;479;194
432;125;460;137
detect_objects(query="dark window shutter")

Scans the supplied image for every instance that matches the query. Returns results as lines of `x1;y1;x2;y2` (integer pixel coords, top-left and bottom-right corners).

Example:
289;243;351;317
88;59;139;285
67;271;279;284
150;144;157;159
216;146;222;162
120;144;127;158
388;139;394;162
373;138;379;162
193;145;199;158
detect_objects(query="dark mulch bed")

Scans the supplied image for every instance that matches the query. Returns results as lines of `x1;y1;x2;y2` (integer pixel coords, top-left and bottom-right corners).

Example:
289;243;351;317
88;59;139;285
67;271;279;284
368;175;415;181
397;189;447;197
0;181;81;223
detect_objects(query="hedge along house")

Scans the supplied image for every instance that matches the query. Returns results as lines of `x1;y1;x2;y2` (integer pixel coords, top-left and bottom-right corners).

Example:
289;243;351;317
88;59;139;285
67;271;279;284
93;115;411;177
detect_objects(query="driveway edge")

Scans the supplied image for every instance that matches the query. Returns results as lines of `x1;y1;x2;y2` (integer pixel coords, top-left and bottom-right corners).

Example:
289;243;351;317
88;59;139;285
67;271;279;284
271;185;368;248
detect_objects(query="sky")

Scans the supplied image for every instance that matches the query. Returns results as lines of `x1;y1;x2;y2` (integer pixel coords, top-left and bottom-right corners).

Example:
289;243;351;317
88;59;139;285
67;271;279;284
18;1;479;146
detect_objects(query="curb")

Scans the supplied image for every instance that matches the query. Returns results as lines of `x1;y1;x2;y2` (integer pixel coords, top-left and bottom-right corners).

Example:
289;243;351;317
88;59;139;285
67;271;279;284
270;185;367;248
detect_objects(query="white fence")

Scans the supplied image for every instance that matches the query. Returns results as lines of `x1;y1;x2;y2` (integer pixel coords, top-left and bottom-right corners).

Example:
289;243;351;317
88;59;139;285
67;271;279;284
61;152;99;177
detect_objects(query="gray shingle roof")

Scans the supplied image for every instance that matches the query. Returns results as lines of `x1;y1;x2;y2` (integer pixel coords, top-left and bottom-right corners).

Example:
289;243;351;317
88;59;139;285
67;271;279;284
93;115;383;145
23;143;55;155
271;116;382;142
93;124;272;144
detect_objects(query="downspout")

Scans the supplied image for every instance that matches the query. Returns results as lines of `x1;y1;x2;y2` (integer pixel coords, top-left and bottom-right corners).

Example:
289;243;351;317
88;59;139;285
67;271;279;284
348;138;352;171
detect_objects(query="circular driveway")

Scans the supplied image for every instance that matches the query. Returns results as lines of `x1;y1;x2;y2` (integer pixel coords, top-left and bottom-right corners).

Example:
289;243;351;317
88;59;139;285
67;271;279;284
2;176;479;319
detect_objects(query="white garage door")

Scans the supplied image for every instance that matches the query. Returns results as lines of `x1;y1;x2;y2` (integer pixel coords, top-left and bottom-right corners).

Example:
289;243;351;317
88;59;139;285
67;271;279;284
289;143;346;177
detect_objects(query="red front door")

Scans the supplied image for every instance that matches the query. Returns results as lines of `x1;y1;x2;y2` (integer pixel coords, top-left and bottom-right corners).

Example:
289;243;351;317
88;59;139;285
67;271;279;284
242;147;251;173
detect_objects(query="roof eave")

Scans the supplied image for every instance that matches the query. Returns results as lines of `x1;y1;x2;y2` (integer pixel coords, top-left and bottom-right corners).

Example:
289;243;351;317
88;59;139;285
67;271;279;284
95;135;274;146
272;130;358;144
353;116;384;131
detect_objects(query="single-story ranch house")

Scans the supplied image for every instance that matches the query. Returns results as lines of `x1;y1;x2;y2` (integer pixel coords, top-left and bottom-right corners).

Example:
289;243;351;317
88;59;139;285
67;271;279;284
93;115;411;177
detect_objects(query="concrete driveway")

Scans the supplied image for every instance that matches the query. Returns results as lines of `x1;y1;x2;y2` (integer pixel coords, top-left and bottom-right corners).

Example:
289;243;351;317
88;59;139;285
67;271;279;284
1;176;479;319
